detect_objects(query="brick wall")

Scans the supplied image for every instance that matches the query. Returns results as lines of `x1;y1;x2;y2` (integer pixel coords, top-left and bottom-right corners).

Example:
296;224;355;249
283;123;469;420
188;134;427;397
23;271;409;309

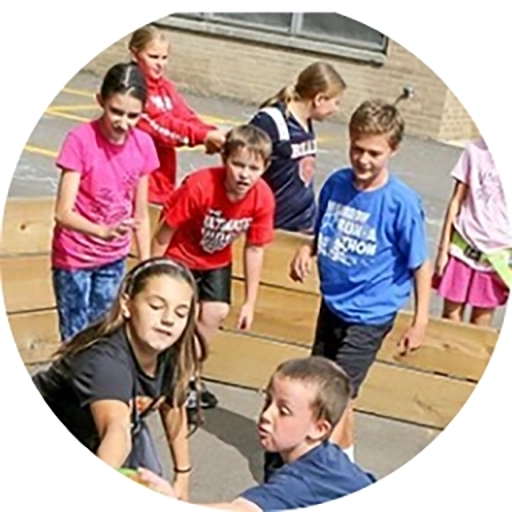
81;22;477;143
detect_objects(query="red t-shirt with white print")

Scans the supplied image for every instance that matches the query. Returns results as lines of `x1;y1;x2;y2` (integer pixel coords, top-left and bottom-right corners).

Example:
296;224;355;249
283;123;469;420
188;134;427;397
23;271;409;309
161;166;275;270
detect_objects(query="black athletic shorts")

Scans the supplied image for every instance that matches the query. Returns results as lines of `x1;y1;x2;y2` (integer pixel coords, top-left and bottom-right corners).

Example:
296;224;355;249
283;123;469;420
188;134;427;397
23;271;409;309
190;264;232;304
311;300;396;399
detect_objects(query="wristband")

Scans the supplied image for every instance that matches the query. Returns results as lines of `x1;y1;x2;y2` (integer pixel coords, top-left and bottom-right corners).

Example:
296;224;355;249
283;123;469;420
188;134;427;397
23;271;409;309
174;466;192;474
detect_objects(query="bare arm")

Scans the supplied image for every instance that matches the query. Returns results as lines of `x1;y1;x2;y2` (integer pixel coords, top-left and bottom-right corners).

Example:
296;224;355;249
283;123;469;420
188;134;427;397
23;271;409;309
436;181;468;257
132;175;151;261
412;259;432;328
151;221;176;258
135;468;262;512
243;244;264;307
160;403;191;500
89;399;132;467
237;244;265;331
397;259;432;355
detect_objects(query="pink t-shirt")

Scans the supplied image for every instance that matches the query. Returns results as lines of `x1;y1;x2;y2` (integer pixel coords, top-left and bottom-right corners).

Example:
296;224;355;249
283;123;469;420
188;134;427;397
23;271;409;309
450;139;512;269
51;120;159;269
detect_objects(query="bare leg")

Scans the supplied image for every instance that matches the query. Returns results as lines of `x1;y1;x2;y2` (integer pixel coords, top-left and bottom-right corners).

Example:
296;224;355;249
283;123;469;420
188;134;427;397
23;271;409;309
442;299;465;322
330;399;355;449
197;301;230;345
469;306;494;327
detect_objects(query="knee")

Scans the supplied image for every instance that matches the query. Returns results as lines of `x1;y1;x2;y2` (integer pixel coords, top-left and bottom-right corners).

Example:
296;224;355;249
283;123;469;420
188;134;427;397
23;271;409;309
199;302;230;328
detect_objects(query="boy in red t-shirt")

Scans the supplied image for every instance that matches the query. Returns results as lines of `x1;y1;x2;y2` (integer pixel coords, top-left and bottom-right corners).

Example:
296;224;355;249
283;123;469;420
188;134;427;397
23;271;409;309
151;124;276;410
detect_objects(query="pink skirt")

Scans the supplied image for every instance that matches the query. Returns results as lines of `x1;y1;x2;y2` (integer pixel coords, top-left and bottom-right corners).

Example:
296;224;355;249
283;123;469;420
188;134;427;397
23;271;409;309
433;254;509;308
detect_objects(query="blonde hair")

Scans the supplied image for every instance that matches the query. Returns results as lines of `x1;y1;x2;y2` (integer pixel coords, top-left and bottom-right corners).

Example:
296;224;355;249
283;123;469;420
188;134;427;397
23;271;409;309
128;24;169;54
349;98;406;148
260;61;346;109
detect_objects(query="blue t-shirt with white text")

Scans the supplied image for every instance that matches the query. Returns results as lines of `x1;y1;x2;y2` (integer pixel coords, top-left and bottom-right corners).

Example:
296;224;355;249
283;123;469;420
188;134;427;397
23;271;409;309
314;168;428;325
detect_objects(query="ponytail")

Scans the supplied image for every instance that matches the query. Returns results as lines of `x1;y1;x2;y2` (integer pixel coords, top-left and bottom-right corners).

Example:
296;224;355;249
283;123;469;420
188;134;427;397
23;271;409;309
259;83;298;109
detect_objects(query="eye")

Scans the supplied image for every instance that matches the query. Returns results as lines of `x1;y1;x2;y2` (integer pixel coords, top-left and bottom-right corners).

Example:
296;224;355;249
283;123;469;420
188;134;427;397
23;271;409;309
149;303;163;310
127;113;141;120
279;407;292;416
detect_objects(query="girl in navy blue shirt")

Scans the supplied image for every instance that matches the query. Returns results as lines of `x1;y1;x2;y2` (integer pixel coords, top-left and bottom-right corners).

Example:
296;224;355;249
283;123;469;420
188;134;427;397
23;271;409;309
249;62;346;233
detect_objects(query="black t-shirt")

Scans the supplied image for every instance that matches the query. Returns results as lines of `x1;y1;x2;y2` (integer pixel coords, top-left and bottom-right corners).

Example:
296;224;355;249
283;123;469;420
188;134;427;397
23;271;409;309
32;327;177;452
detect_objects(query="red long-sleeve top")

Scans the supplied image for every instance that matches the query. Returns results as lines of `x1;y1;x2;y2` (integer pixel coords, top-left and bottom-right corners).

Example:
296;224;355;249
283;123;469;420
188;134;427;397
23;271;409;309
136;75;217;205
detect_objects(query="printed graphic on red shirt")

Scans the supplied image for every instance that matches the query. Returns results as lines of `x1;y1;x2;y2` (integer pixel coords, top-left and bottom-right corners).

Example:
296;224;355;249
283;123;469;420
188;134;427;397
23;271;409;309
200;208;253;253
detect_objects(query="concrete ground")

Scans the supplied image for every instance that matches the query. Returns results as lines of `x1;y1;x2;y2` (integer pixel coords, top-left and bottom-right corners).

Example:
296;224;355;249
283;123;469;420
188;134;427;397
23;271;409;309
10;69;502;503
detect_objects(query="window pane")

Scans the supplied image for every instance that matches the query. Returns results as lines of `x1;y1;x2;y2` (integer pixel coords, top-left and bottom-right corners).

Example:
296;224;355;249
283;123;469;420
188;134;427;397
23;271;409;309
301;13;385;47
211;13;293;29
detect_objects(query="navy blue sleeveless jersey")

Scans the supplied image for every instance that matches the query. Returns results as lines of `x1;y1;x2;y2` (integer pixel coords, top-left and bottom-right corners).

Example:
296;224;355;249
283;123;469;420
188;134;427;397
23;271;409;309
249;102;317;232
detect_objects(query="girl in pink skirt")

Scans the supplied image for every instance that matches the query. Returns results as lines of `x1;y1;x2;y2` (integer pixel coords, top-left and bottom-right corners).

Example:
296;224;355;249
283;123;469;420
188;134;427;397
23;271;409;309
433;139;512;326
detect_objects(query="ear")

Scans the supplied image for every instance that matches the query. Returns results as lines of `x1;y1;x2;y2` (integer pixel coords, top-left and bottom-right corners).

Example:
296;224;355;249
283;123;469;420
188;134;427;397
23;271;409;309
129;47;138;62
313;92;327;108
120;292;131;320
308;417;332;442
95;92;104;109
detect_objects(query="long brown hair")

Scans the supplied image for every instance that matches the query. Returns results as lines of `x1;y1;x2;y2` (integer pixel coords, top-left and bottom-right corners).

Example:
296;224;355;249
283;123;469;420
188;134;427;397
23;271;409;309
54;257;207;409
259;61;347;110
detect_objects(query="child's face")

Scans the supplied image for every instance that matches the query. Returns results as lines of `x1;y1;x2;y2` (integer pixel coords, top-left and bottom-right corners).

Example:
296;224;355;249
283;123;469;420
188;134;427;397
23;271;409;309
310;92;342;121
97;91;143;144
258;374;329;461
224;147;267;198
133;39;169;81
349;132;398;188
122;275;193;354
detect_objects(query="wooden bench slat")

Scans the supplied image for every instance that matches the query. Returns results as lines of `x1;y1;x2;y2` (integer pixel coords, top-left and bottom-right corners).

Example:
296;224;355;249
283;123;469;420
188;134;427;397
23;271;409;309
204;330;474;430
7;308;474;429
1;197;56;256
225;280;496;382
8;309;60;364
2;254;497;383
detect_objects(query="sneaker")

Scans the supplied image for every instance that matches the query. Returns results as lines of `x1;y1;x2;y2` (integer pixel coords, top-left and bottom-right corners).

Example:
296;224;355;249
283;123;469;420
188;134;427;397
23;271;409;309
199;386;218;409
186;382;218;410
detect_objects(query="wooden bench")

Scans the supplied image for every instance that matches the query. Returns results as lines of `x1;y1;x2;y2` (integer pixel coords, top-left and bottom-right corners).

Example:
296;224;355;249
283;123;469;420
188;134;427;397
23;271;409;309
1;197;500;431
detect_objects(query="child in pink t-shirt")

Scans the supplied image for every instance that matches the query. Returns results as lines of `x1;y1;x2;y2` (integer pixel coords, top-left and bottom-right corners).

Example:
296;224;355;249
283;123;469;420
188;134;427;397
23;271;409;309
51;62;159;342
433;139;512;326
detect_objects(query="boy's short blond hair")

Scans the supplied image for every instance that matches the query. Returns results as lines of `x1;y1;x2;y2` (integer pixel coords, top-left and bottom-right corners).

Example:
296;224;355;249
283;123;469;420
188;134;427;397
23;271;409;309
349;99;405;149
222;125;272;164
274;356;351;431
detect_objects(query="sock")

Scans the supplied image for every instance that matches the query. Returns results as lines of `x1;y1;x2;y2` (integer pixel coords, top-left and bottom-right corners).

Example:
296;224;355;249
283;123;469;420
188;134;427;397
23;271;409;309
343;445;354;462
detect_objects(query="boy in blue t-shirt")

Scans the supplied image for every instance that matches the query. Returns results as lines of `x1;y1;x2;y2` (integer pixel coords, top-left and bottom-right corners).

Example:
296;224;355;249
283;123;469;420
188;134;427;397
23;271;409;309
287;98;432;465
136;357;376;511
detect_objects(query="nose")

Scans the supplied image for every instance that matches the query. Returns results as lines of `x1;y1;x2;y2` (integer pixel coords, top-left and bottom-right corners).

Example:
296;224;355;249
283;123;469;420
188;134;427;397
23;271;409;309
161;311;175;326
118;116;129;131
359;152;371;166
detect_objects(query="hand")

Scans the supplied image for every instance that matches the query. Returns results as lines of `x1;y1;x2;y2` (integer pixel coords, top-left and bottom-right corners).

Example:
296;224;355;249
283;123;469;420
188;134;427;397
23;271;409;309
172;473;190;501
237;302;254;331
136;468;176;497
434;249;449;277
205;130;226;154
397;323;426;356
99;218;138;241
289;245;313;282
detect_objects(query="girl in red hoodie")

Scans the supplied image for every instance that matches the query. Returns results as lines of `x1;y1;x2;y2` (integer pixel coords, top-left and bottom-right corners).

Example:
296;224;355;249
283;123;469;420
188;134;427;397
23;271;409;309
129;25;226;205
